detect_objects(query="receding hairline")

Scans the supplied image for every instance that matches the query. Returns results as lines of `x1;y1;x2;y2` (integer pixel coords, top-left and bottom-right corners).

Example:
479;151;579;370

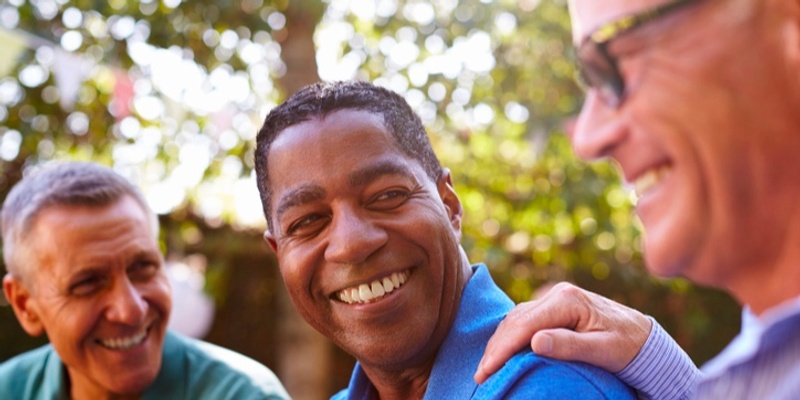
1;162;159;283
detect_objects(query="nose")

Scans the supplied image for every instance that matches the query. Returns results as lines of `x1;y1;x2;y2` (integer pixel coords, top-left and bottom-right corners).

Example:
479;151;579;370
324;206;388;265
570;92;628;161
105;278;147;325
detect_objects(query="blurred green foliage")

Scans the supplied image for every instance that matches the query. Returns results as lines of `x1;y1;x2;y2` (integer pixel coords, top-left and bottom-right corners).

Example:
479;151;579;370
0;0;738;374
322;0;740;363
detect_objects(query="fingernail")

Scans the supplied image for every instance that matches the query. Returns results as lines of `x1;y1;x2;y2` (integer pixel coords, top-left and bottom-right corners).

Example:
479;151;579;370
538;334;553;354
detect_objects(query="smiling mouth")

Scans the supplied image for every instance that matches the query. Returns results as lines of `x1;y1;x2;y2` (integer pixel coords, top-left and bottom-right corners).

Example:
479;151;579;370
97;327;149;350
633;165;671;197
336;270;410;304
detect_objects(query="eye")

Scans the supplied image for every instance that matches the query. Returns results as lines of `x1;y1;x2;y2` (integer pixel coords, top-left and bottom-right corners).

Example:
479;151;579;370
368;189;410;211
129;260;159;282
286;213;328;237
69;275;105;296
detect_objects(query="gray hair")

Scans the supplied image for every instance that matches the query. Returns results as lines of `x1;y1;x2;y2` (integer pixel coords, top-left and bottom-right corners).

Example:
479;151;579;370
1;161;159;284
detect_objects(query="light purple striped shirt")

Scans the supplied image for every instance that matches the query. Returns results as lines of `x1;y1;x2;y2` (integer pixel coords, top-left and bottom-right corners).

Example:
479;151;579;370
616;316;700;400
617;296;800;400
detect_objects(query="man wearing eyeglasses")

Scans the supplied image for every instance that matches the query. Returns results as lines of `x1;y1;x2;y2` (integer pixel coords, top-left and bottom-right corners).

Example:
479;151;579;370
475;0;800;399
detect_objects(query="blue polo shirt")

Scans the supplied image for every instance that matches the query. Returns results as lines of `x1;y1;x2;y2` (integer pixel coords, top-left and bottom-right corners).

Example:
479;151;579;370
333;265;635;399
0;331;289;399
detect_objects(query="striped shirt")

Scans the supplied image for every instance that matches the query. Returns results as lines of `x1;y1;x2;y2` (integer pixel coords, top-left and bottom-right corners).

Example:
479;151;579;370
618;296;800;399
617;317;700;400
695;296;800;399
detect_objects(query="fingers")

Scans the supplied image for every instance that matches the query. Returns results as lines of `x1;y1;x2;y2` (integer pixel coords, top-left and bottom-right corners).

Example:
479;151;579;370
475;301;544;383
475;283;587;383
531;329;620;372
475;282;652;384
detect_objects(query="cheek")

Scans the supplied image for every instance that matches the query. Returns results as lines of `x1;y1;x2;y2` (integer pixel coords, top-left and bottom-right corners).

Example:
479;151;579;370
42;302;99;349
277;251;318;308
145;276;174;315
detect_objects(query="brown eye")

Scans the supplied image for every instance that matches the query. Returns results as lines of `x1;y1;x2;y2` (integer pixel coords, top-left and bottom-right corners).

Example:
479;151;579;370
70;275;105;296
129;261;159;281
287;213;328;236
368;190;410;210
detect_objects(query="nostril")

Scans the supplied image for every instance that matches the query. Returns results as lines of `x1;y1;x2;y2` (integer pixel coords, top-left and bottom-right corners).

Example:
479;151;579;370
570;95;627;161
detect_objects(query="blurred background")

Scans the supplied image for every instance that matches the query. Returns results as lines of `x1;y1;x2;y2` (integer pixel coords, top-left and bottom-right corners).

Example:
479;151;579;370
0;0;739;398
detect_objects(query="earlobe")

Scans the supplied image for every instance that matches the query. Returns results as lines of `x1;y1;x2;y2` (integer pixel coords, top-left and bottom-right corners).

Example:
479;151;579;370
437;168;464;233
3;274;44;337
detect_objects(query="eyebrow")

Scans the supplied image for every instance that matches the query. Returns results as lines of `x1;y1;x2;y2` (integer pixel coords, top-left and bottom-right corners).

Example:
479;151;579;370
347;159;416;188
67;249;160;274
275;184;327;223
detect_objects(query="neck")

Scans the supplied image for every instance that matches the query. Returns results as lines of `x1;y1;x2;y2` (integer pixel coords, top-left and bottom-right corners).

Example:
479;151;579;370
361;251;474;399
68;370;141;400
726;201;800;315
362;364;432;400
729;262;800;316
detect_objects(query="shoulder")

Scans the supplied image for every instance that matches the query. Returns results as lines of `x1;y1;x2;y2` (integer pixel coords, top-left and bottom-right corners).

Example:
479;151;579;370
475;351;636;399
0;344;52;371
0;345;60;397
168;332;289;399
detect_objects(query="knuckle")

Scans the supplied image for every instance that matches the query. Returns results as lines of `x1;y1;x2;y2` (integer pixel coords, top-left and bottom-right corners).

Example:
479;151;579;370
504;306;531;327
549;282;586;307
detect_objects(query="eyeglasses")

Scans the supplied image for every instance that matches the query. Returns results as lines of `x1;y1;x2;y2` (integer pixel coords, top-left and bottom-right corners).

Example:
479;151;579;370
576;0;699;108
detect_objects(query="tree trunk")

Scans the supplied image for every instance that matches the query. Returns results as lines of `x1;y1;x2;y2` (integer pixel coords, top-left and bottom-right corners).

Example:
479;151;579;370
274;3;336;399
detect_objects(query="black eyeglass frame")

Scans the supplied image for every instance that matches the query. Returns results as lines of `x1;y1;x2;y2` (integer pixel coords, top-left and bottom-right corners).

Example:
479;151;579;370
576;0;700;108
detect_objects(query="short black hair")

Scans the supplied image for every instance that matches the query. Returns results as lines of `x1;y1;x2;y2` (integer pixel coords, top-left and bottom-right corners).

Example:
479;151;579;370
255;81;442;232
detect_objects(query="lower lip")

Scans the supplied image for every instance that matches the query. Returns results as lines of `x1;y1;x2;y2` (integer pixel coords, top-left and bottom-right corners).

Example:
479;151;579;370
635;172;672;214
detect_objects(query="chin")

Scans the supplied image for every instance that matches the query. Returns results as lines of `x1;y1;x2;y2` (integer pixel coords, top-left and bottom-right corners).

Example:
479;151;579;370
108;357;163;396
107;374;157;397
643;243;690;279
645;248;725;289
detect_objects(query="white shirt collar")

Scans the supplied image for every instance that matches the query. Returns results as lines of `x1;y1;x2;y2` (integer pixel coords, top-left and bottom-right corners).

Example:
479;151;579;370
700;295;800;377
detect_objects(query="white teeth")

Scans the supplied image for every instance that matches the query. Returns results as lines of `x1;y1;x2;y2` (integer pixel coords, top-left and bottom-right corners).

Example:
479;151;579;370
371;281;385;297
633;166;671;197
99;330;147;350
337;271;410;304
382;277;394;293
359;284;373;301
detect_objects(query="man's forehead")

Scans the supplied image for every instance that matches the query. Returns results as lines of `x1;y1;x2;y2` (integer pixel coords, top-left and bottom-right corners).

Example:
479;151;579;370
568;0;666;42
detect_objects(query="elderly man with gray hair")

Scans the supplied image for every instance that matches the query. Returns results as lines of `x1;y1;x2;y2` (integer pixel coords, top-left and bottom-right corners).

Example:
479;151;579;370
0;161;288;400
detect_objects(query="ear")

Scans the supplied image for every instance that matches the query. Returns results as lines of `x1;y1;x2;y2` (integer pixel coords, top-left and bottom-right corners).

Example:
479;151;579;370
437;168;463;236
3;274;45;337
785;0;800;66
263;230;279;253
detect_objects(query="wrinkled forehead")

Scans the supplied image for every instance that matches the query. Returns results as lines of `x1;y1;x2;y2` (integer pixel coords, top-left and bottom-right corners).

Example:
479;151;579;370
568;0;667;43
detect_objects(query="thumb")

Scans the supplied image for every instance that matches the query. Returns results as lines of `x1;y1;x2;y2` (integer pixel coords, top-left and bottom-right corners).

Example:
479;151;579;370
531;329;621;372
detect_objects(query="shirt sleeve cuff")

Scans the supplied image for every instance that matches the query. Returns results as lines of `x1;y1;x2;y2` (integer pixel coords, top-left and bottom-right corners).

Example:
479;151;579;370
616;316;702;400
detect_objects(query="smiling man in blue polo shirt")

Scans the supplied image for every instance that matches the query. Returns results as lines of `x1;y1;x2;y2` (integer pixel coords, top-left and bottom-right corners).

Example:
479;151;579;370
254;80;634;399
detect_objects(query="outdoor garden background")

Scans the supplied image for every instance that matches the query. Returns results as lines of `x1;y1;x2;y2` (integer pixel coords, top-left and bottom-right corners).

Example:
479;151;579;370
0;1;739;398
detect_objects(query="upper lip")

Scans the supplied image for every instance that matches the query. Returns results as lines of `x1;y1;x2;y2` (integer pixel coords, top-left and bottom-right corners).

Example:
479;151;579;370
622;159;670;185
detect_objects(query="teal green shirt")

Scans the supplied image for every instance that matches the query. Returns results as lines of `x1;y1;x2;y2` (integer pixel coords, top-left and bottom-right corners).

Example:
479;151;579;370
0;331;289;399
